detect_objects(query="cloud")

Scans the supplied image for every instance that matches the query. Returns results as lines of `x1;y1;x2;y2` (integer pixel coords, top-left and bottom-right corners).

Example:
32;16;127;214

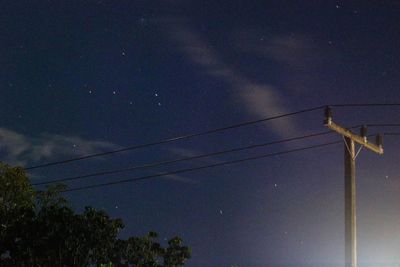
167;147;200;158
0;128;120;167
160;146;227;184
235;32;318;68
164;20;297;137
233;30;332;97
168;146;223;165
264;35;307;65
162;174;198;184
0;128;32;166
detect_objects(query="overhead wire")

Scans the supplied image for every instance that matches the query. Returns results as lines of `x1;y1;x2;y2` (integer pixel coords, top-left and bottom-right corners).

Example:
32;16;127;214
59;131;400;193
367;124;400;127
61;140;343;193
331;103;400;107
25;103;400;171
25;105;325;170
33;130;334;186
384;132;400;136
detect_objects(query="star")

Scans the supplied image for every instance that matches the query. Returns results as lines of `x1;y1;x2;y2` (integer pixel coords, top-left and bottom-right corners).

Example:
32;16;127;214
219;210;223;215
158;102;162;106
113;91;117;95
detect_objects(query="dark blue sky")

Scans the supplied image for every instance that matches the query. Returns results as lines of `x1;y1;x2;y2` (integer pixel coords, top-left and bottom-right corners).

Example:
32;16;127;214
1;1;400;266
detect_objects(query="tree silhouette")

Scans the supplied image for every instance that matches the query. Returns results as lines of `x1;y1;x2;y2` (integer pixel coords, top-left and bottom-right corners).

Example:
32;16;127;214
0;162;191;267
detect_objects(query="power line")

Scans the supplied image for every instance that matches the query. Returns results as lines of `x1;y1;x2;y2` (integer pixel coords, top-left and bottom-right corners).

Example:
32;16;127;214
61;140;342;193
367;124;400;127
331;103;400;107
384;132;400;136
25;103;400;171
33;130;334;186
60;131;400;193
25;106;325;170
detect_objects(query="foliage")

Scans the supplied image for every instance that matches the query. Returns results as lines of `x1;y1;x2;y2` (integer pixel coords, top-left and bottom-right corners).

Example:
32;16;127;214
0;162;35;265
111;232;191;267
0;162;190;267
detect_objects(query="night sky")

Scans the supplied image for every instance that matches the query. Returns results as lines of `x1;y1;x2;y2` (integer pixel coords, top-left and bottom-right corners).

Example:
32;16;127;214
1;1;400;266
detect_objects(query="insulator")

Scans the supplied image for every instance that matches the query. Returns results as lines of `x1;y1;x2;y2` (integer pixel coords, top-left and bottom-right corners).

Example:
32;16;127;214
360;125;367;138
324;106;332;119
376;134;383;147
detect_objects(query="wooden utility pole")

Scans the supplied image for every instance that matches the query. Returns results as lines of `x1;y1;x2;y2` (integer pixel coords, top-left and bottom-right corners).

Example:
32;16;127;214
324;106;383;267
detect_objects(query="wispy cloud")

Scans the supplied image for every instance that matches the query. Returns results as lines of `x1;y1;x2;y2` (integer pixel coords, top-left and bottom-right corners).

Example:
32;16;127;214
167;147;200;158
164;20;297;137
162;174;198;184
0;127;120;167
234;29;332;97
168;146;223;165
235;32;320;69
0;128;31;166
159;146;226;184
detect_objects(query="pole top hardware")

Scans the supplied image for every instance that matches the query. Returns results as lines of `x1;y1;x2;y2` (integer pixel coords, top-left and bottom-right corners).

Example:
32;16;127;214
324;106;332;125
360;125;367;143
376;134;383;148
323;107;384;155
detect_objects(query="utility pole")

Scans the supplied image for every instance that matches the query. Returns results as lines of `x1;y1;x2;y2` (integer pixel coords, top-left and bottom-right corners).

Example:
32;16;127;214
324;106;383;267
